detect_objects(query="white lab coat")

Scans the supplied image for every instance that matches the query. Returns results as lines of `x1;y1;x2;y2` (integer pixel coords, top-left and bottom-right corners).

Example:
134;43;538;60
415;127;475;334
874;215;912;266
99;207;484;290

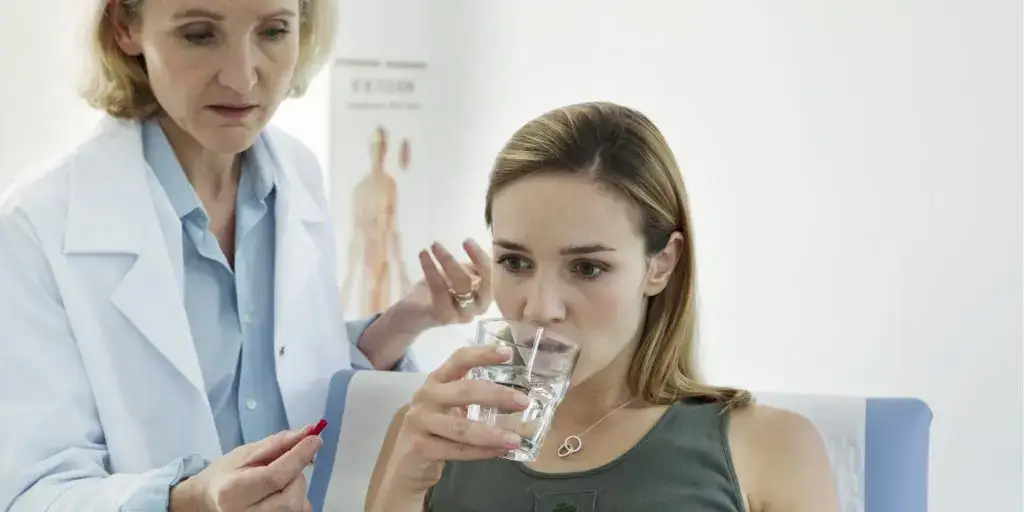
0;117;356;510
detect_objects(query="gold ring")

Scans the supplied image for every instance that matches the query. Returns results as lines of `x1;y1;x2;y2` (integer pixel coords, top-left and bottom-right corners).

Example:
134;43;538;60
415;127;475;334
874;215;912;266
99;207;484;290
449;289;476;308
449;277;481;309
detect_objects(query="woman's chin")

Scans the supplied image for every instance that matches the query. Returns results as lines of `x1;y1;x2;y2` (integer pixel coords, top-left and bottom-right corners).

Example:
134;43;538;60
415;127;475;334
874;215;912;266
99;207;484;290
197;128;262;155
567;364;599;388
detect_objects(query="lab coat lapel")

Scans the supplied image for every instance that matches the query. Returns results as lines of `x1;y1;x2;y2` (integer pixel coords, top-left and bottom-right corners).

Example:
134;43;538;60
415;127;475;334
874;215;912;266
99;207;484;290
63;118;205;394
263;133;324;354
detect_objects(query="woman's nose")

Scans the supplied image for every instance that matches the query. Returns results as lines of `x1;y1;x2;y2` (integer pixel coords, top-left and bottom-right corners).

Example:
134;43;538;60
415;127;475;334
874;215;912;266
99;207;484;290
218;43;257;94
521;279;567;327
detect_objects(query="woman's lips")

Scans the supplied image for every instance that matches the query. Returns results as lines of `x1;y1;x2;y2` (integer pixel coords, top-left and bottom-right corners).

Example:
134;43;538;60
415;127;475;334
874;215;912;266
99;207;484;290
207;104;257;119
525;337;571;353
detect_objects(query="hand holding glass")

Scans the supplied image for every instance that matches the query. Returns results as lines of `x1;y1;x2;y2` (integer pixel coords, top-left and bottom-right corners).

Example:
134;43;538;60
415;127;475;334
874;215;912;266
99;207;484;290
466;318;580;461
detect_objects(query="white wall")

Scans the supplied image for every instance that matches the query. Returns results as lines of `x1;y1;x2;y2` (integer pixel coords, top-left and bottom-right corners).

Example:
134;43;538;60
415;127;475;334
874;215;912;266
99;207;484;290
1;1;1020;511
0;0;101;193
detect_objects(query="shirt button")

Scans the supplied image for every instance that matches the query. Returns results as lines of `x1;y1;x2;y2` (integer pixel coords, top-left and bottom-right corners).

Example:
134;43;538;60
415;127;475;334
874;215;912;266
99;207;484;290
245;398;257;410
278;346;287;357
242;314;252;325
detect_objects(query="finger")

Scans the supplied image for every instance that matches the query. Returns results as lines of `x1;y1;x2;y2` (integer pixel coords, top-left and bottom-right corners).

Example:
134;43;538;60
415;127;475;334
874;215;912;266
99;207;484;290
431;242;473;293
410;433;512;462
463;238;492;297
419;249;456;322
229;435;322;505
241;422;319;467
429;345;513;384
239;417;323;466
249;470;308;512
414;409;523;451
421;378;530;412
454;263;487;322
419;249;451;297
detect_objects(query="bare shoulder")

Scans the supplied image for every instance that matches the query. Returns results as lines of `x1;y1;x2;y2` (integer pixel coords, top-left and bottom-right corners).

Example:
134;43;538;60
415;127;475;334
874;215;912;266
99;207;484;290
729;403;823;449
727;404;839;512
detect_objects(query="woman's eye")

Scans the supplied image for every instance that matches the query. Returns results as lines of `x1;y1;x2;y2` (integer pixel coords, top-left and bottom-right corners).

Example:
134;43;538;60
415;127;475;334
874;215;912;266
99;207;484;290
182;30;216;45
262;27;290;40
572;261;607;280
497;255;532;274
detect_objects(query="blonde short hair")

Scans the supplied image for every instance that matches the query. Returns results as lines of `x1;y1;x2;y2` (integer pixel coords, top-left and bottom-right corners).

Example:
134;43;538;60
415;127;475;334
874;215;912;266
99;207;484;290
81;0;336;119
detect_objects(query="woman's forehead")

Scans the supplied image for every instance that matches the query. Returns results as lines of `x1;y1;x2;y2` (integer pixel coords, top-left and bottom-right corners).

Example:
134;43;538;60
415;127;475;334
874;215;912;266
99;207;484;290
490;174;644;251
143;0;300;20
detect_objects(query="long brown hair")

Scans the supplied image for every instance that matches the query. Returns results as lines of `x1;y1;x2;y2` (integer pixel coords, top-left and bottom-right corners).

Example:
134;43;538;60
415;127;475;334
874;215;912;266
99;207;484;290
485;102;751;409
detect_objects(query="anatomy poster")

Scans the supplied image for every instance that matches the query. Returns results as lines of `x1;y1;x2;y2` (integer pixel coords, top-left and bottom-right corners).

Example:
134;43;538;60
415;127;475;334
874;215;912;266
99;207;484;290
328;2;432;319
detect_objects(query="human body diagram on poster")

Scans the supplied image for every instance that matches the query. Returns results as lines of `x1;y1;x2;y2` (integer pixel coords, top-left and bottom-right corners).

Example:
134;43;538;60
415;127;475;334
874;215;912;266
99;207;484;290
339;125;414;315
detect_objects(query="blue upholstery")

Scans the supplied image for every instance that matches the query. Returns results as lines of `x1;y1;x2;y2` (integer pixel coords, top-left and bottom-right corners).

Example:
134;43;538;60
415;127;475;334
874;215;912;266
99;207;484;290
865;398;933;511
309;369;932;512
308;370;357;511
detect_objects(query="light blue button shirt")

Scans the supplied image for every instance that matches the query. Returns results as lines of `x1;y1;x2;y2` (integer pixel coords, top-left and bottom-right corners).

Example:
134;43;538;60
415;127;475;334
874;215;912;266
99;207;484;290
145;119;288;451
123;120;416;510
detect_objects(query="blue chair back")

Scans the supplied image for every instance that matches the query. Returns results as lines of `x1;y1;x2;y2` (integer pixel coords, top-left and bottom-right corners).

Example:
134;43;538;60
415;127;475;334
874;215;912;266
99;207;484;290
310;370;932;512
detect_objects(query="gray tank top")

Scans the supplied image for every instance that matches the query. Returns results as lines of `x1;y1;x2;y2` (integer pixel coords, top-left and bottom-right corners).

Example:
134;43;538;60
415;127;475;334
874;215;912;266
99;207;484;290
427;399;746;512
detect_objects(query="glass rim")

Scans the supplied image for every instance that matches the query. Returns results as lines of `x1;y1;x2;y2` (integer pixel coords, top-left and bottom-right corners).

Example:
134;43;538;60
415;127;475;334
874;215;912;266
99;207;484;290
475;317;580;353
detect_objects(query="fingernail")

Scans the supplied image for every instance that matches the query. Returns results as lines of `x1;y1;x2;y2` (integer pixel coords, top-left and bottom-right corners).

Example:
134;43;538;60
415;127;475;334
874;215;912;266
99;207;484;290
513;392;531;408
495;346;513;361
503;433;521;448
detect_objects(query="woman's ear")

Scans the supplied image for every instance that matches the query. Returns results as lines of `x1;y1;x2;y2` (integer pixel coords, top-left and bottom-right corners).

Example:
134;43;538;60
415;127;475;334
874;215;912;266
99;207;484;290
109;6;143;57
644;232;684;296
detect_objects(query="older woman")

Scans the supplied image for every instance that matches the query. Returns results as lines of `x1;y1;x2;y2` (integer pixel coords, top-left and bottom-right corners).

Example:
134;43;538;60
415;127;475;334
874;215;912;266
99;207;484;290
0;1;489;511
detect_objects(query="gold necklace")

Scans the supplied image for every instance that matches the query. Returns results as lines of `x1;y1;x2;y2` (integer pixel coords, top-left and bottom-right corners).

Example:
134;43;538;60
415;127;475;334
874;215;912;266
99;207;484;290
556;398;635;458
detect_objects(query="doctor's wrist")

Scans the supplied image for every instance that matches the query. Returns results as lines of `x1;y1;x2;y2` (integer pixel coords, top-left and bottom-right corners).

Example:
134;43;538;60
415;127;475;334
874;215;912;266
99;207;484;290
391;294;441;333
358;298;435;370
168;478;202;512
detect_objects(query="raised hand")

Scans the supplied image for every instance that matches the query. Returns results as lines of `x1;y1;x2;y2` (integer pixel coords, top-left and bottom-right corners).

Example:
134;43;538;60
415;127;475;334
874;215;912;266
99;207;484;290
383;345;530;492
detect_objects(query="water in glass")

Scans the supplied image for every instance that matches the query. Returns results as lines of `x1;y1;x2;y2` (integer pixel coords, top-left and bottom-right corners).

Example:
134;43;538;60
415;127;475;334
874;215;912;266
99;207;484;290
468;363;571;461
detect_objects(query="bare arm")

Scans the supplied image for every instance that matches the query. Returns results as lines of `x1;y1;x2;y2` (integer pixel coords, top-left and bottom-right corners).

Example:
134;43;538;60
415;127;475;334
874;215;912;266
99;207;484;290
366;405;408;511
730;405;839;512
366;405;431;512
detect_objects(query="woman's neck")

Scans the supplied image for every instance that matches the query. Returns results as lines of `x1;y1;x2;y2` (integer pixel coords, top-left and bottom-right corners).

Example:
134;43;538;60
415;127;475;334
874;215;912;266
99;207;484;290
157;117;241;199
555;344;640;427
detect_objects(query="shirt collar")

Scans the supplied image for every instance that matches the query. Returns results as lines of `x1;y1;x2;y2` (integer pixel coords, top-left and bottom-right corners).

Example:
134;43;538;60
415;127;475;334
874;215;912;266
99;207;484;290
142;119;201;220
142;119;276;221
244;132;276;204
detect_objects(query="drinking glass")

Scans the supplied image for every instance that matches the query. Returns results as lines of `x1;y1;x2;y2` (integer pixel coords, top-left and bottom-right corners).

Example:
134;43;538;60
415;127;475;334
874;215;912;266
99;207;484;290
466;318;580;461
